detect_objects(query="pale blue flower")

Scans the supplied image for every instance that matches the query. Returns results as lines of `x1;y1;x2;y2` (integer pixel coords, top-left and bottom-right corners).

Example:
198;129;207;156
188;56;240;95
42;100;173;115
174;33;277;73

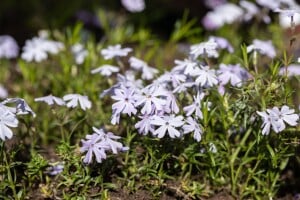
151;114;184;138
34;94;65;106
247;39;276;58
91;64;119;77
195;66;218;87
111;86;137;116
0;105;18;141
0;35;19;59
101;44;132;60
121;0;145;12
63;94;91;110
135;114;155;135
183;92;205;119
182;117;203;142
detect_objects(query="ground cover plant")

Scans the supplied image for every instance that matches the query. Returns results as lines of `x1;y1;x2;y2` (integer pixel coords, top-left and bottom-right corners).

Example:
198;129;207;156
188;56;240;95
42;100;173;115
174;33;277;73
2;0;300;199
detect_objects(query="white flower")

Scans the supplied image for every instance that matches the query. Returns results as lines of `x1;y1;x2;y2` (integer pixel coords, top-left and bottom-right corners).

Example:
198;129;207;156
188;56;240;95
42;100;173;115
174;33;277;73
0;105;18;141
100;44;132;60
1;98;36;117
71;43;88;64
0;35;19;59
121;0;145;12
21;37;64;62
63;94;91;110
190;39;219;58
91;65;119;76
151;114;184;138
34;94;65;106
182;117;203;142
195;66;218;87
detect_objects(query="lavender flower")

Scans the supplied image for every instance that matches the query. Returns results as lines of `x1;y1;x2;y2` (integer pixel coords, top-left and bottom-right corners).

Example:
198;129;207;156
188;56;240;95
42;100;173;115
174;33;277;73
0;35;19;59
80;127;127;164
135;86;167;115
46;163;64;176
182;116;203;142
209;36;234;53
279;64;300;76
63;94;91;110
0;105;18;141
91;65;119;77
111;86;137;116
173;58;199;75
190;39;219;58
247;39;276;58
217;63;250;87
1;98;36;117
257;105;299;135
240;0;270;23
183;92;205;119
151;114;184;138
101;44;132;60
0;85;8;99
34;94;65;106
129;56;158;80
195;66;218;87
135;114;155;135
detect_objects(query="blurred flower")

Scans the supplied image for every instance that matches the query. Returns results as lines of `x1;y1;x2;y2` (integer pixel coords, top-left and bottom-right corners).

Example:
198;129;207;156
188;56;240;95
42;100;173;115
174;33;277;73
101;44;132;60
0;35;19;59
71;43;88;65
0;105;18;141
121;0;145;12
183;116;203;142
209;36;234;53
21;37;64;62
202;3;244;30
247;39;276;58
91;64;119;76
0;85;8;99
209;142;218;153
34;94;65;106
63;94;91;110
204;0;227;9
217;63;250;87
151;114;184;138
279;64;300;76
190;39;219;58
129;57;158;80
46;163;64;176
256;0;279;10
173;58;199;75
195;66;218;87
1;98;36;117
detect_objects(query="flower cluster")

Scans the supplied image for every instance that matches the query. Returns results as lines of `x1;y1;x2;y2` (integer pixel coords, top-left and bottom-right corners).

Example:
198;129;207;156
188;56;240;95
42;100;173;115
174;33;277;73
257;106;299;135
80;127;128;164
0;98;34;141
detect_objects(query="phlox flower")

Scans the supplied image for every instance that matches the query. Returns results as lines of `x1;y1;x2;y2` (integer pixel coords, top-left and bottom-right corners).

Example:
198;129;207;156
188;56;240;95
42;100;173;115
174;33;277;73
158;71;187;88
183;117;203;142
279;64;300;76
0;105;18;141
135;114;155;135
46;163;64;176
165;91;180;114
80;127;127;164
135;86;167;115
202;3;244;30
190;39;219;58
195;65;218;87
239;0;270;23
71;43;88;65
121;0;145;12
91;64;119;77
111;86;137;116
204;0;227;9
256;0;280;10
129;57;158;80
217;63;250;87
183;92;205;119
101;44;132;60
173;58;200;75
257;105;299;135
63;94;91;110
0;35;19;59
247;39;276;58
21;37;64;62
151;114;184;138
80;133;108;164
1;98;36;117
209;36;234;53
34;94;65;106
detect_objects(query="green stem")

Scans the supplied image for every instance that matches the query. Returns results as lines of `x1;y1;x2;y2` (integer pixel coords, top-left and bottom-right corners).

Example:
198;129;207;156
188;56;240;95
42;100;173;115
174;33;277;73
3;144;18;199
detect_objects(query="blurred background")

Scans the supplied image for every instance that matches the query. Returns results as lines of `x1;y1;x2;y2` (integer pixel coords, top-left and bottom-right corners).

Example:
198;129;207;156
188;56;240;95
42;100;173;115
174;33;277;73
0;0;207;45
